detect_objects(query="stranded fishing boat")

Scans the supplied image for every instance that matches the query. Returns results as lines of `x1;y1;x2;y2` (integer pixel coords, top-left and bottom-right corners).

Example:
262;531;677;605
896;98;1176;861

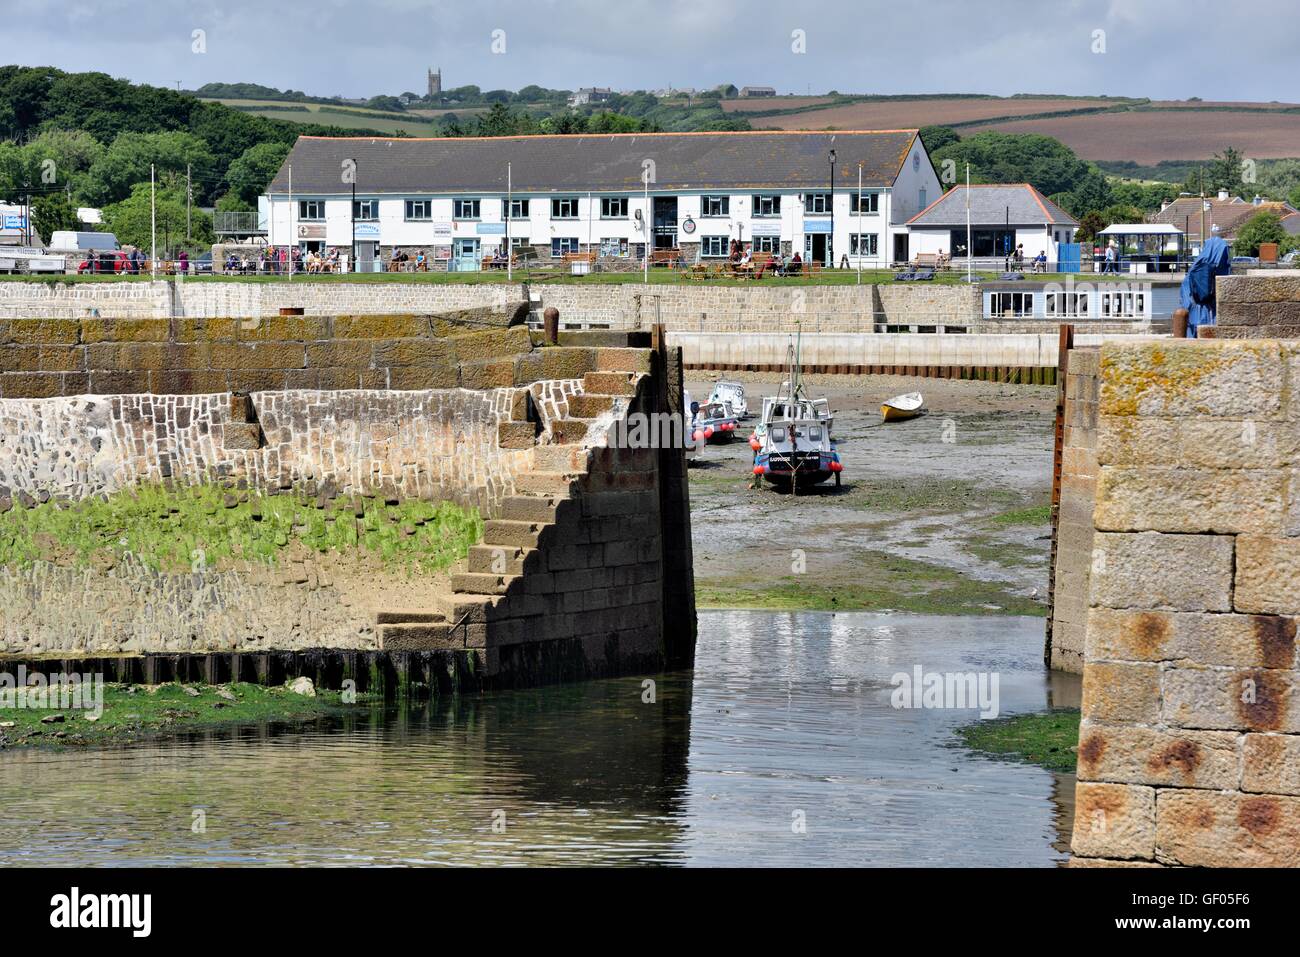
881;392;925;423
683;392;707;462
692;400;739;444
708;379;750;419
749;333;843;490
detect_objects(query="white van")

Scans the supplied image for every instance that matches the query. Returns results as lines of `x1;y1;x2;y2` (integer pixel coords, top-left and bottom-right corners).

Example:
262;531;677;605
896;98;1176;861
47;230;121;252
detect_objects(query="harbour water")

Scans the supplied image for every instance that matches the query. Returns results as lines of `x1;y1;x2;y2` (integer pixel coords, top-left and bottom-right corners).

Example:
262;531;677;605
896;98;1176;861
0;610;1076;867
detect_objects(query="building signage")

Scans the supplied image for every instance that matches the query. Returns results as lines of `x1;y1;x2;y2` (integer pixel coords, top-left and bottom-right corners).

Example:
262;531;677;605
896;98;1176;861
680;216;696;235
802;219;833;234
476;222;506;235
354;223;380;238
296;223;326;240
432;221;453;238
750;222;781;237
2;215;26;230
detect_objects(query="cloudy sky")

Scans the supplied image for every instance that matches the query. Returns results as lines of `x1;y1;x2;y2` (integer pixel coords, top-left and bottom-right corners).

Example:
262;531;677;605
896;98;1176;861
6;0;1296;101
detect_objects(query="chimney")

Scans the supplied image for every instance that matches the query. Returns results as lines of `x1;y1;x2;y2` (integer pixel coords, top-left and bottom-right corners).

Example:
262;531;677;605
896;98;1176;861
1217;189;1230;201
1253;194;1263;206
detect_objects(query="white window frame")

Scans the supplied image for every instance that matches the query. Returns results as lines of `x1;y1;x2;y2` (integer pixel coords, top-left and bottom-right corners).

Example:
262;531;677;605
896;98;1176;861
752;194;781;217
803;193;832;214
507;198;530;219
701;236;729;258
850;233;878;256
990;291;1034;317
701;195;730;217
753;235;780;253
551;197;580;219
851;192;879;215
1045;291;1090;318
298;200;325;221
551;236;580;257
453;198;481;220
404;199;432;221
600;196;628;219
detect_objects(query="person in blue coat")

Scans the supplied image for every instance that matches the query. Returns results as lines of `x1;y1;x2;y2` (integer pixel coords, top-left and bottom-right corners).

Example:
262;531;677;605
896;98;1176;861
1178;236;1232;337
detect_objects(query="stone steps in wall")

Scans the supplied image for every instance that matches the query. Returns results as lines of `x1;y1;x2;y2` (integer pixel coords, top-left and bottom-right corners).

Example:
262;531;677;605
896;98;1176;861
582;371;638;396
498;494;565;523
482;519;551;549
513;471;583;497
549;419;592;445
374;609;455;651
378;620;453;651
567;394;615;417
532;444;590;473
450;572;519;596
433;366;652;642
466;543;538;575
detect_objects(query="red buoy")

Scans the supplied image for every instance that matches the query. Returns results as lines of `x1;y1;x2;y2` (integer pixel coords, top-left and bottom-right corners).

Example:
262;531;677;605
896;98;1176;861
704;426;715;438
752;465;765;475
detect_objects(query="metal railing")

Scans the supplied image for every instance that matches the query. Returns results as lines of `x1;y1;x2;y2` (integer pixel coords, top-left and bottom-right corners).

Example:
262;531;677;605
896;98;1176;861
213;211;266;235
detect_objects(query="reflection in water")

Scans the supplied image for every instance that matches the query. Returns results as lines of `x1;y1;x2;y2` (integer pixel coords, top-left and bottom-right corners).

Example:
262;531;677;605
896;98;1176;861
0;611;1077;866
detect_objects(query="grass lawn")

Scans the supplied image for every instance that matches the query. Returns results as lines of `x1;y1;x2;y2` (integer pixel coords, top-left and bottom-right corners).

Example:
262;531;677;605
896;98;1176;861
955;708;1081;773
0;268;1142;287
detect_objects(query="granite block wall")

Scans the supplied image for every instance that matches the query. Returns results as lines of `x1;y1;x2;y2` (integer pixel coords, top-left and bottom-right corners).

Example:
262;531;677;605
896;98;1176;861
1071;339;1300;867
1217;275;1300;339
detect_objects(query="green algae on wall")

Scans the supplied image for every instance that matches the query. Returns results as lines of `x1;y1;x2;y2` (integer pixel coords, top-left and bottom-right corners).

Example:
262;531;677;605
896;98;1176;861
0;484;482;574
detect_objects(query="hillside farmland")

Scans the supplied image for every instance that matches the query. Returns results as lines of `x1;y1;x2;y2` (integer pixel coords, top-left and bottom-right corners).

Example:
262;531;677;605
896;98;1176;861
964;108;1300;163
735;96;1123;129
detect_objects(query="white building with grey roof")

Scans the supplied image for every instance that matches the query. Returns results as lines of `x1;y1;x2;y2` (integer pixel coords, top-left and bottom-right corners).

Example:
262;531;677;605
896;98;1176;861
265;130;941;270
905;183;1078;265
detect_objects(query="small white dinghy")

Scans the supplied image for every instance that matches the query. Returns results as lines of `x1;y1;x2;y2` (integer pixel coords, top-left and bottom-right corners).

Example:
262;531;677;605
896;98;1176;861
881;392;925;423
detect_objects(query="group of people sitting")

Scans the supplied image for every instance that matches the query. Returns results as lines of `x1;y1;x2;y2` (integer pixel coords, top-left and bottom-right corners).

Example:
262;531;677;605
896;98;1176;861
1004;244;1049;273
724;240;803;278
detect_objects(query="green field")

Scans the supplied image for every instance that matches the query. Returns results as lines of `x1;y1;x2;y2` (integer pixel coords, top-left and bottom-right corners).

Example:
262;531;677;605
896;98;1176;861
202;98;494;135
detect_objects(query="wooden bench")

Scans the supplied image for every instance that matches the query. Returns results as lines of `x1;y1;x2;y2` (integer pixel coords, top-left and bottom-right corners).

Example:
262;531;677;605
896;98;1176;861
650;248;682;268
911;252;940;270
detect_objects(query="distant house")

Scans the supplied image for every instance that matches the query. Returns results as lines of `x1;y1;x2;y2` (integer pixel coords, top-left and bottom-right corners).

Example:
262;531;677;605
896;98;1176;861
568;87;614;107
738;86;777;98
905;183;1078;263
1152;192;1300;248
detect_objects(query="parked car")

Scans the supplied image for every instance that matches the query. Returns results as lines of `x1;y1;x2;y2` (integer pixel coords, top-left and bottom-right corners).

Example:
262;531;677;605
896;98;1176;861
77;251;133;275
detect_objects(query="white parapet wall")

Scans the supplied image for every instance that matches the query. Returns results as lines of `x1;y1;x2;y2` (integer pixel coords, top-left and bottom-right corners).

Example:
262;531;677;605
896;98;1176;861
669;331;1168;370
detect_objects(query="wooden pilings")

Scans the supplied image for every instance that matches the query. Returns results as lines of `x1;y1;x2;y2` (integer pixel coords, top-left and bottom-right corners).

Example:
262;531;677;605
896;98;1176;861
682;361;1057;385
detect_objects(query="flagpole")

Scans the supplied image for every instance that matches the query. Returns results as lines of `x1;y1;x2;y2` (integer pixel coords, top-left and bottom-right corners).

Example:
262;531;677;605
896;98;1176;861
965;163;972;284
506;162;513;281
150;164;157;278
856;163;863;285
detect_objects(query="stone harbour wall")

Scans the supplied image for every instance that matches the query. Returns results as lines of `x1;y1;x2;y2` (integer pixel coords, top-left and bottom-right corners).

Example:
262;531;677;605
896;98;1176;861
0;385;572;512
1071;339;1300;867
0;279;983;330
0;308;539;399
1216;275;1300;339
0;320;695;684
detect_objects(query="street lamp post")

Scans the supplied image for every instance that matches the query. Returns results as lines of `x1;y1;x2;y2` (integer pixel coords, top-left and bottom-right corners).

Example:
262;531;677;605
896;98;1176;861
350;158;357;274
828;149;836;268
